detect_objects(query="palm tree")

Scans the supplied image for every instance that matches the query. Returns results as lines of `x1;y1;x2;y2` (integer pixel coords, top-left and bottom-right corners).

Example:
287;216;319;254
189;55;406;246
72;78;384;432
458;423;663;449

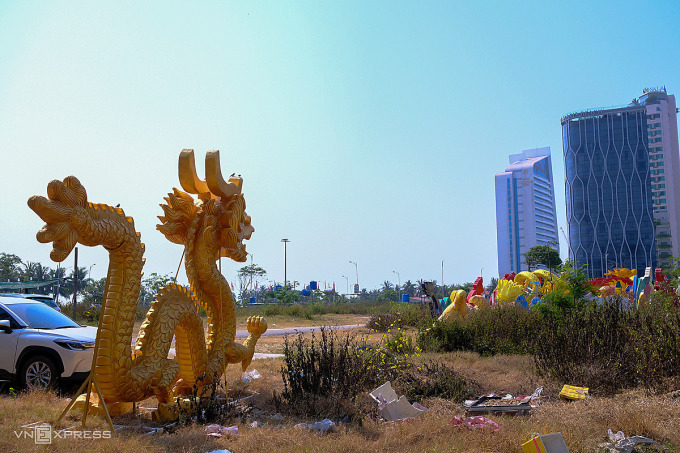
49;266;68;300
62;266;90;300
402;280;416;296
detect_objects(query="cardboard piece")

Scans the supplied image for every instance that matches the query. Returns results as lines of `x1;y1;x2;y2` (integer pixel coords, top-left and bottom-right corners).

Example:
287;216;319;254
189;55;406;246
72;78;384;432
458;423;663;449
370;381;426;421
559;385;588;400
522;432;570;453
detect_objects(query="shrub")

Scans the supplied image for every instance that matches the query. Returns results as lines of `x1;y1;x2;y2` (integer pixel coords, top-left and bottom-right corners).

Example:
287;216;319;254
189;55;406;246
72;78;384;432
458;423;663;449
177;376;250;425
273;328;441;420
366;303;432;332
534;299;680;394
366;313;403;332
417;306;540;356
395;361;478;403
273;329;374;419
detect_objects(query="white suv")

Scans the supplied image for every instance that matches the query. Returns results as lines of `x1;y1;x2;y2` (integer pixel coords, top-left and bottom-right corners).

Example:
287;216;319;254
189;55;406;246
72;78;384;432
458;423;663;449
0;296;96;390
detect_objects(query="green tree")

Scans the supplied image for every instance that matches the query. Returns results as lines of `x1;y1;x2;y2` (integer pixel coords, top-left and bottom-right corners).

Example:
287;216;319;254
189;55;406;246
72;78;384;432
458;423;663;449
524;245;562;272
535;260;592;317
81;278;107;306
485;277;499;293
0;253;23;282
237;264;267;301
402;280;416;296
49;266;68;300
62;266;90;300
138;273;175;307
21;261;52;293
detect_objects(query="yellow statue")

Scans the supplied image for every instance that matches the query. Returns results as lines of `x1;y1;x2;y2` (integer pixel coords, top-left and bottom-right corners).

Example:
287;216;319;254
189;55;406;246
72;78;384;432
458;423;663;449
438;289;468;322
28;149;267;421
468;294;489;309
606;268;638;279
495;279;524;306
514;271;539;288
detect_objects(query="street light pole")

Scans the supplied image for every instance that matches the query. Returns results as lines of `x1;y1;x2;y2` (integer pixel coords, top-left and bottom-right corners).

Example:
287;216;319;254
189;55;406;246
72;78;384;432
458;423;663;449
89;263;96;281
349;261;358;292
441;260;445;290
393;270;400;302
281;239;290;289
342;275;349;294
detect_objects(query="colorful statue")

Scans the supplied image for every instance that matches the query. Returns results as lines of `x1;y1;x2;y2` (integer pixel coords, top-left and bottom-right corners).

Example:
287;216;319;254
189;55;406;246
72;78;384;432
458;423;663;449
466;277;484;302
495;279;524;306
28;149;267;421
438;289;468;322
468;294;489;309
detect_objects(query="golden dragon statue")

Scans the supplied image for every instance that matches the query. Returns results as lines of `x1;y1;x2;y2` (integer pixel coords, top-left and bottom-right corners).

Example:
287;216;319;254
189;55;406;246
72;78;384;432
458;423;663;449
27;149;267;421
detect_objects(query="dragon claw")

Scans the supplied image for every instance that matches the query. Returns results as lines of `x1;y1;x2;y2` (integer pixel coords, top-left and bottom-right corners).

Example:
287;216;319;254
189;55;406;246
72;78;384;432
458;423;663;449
246;315;267;337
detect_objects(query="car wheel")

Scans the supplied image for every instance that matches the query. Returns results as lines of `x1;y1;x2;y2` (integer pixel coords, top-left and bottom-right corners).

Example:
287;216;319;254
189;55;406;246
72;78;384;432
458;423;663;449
20;355;58;390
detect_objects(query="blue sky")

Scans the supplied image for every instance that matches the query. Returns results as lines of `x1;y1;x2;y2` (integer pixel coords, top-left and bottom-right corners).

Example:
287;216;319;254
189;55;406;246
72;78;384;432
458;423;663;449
1;1;679;291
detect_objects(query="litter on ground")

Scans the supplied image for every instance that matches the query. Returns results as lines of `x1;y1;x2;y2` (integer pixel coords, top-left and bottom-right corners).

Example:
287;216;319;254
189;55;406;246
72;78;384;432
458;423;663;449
522;432;570;453
464;387;542;416
450;416;500;432
204;424;238;438
294;419;336;433
240;369;262;382
369;381;428;421
559;385;589;400
597;429;654;453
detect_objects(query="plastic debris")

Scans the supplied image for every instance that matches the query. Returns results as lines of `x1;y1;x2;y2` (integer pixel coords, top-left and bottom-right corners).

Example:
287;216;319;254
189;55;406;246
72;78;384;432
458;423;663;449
206;450;233;453
240;369;262;382
597;429;654;453
369;381;427;421
559;384;589;400
522;432;570;452
450;416;500;432
249;420;265;428
204;424;238;438
294;419;336;433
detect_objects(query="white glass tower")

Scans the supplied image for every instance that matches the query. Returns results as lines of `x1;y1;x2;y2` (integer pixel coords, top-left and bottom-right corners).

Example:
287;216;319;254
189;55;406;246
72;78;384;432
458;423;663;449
495;147;560;277
638;88;680;268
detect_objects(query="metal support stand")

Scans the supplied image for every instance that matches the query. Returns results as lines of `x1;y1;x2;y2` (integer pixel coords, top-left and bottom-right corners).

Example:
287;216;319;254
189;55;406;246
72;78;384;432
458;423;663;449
54;295;114;432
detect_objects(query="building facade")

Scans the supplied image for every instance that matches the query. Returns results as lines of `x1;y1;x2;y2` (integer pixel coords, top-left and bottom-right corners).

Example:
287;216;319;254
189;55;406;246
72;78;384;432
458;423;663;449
561;100;658;278
638;88;680;267
495;147;560;277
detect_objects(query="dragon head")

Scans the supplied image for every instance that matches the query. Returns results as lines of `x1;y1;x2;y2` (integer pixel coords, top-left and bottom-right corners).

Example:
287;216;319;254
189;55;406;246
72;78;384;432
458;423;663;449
157;149;254;262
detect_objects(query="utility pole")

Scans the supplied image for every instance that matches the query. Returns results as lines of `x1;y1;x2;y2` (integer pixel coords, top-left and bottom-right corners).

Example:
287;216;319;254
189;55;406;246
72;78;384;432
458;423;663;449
73;247;78;321
281;239;290;289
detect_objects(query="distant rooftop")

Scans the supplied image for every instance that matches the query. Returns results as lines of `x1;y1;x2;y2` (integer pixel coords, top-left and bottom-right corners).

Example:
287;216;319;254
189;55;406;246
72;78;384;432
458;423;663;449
509;147;550;164
561;86;669;125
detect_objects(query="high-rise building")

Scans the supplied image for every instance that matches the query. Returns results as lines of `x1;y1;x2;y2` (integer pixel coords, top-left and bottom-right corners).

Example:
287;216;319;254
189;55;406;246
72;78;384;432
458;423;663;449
495;147;560;277
638;88;680;268
561;93;665;278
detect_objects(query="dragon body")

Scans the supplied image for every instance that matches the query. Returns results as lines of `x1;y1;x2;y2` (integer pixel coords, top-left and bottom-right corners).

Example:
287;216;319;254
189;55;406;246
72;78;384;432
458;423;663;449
28;150;266;419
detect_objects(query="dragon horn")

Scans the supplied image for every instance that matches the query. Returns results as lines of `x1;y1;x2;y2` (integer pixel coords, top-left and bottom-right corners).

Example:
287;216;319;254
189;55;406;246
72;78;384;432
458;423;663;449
178;149;212;197
205;150;243;198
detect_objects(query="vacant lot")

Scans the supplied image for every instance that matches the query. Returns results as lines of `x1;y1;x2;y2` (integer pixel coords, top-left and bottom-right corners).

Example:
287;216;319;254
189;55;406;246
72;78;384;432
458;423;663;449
1;312;678;453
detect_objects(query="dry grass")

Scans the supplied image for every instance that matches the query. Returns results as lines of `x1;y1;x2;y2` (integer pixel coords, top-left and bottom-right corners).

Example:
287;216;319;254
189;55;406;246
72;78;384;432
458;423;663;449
2;325;679;452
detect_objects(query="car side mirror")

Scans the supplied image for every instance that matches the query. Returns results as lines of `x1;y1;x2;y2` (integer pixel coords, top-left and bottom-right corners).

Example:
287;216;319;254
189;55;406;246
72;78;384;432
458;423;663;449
0;320;12;333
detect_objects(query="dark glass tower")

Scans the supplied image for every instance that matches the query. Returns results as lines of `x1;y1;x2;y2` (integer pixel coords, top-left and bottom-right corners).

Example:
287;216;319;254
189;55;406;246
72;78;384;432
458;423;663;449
561;106;656;278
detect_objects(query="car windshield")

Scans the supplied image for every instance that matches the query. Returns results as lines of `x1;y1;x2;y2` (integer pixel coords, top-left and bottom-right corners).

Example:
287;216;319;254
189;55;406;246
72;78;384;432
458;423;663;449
7;303;80;329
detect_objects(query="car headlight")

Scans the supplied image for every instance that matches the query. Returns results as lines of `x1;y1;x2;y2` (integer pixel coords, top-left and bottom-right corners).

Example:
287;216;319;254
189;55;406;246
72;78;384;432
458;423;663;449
54;340;95;350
